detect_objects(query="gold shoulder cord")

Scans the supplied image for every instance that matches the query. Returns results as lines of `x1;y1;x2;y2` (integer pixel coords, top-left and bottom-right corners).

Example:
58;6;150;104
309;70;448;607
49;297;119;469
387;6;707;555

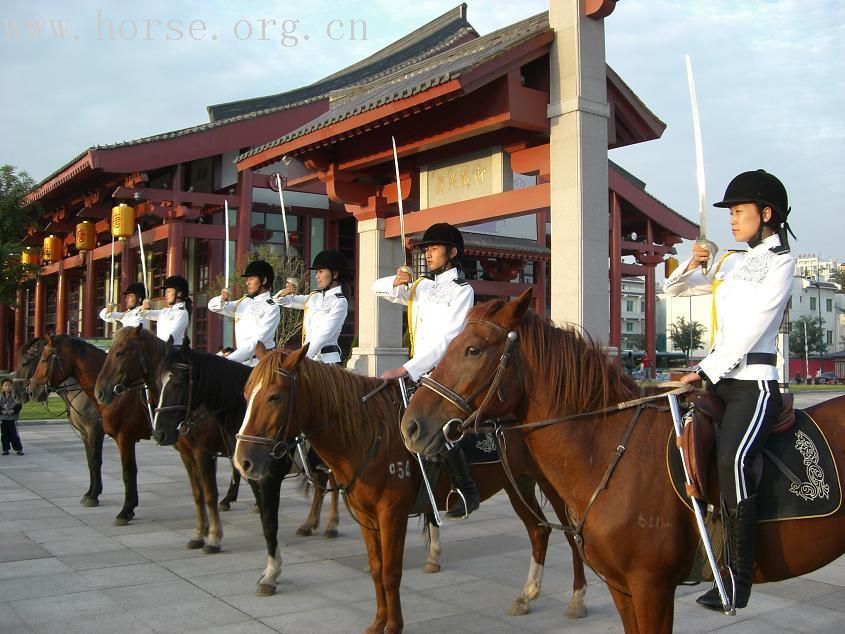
709;251;742;349
406;278;425;358
301;291;320;345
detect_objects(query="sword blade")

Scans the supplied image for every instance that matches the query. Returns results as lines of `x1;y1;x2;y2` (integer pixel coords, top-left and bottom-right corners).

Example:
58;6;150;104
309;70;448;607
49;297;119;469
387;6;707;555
685;55;707;240
224;200;230;290
276;172;290;257
391;136;407;266
137;224;148;298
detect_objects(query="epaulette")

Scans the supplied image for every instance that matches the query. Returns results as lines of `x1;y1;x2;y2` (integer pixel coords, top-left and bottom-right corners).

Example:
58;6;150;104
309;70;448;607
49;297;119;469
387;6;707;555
176;305;185;310
421;273;435;281
453;279;470;286
266;298;275;305
770;244;790;255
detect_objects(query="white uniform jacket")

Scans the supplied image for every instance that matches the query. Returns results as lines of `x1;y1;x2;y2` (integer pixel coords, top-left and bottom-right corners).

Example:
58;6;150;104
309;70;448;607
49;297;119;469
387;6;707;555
275;286;347;364
664;234;794;384
373;267;474;381
208;291;280;366
143;302;189;346
98;306;149;330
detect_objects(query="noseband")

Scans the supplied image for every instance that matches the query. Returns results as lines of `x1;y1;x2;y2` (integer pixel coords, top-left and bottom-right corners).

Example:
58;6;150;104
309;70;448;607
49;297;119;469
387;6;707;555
235;366;300;459
29;345;63;394
154;362;196;435
417;319;520;441
112;348;150;395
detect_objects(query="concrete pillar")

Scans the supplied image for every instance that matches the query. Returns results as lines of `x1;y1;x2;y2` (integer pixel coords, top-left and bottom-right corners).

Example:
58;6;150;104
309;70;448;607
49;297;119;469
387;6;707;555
345;217;408;377
56;261;68;334
548;1;611;342
82;254;97;337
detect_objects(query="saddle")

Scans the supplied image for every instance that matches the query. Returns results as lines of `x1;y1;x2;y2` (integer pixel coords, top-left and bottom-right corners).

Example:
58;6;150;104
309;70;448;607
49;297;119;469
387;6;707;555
678;391;795;502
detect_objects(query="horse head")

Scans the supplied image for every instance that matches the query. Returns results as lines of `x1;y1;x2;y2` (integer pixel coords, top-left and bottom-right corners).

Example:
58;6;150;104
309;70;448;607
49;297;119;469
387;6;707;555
152;338;194;446
96;324;156;405
234;345;310;480
14;338;47;403
27;334;69;401
401;289;532;458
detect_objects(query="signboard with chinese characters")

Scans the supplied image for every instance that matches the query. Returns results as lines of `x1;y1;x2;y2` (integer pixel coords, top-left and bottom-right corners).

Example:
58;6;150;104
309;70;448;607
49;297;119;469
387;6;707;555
420;147;512;209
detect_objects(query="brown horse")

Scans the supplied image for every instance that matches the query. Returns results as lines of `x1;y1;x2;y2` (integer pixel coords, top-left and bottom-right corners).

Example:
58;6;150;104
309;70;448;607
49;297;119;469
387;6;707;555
14;338;104;507
401;290;845;633
234;346;589;634
27;335;153;525
94;327;339;579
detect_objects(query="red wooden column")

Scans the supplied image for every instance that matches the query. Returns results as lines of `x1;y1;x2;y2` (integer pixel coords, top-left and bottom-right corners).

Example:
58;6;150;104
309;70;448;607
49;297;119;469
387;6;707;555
56;261;68;334
82;254;98;337
13;289;25;366
33;277;46;337
0;304;8;369
235;169;254;294
609;192;622;352
166;222;184;277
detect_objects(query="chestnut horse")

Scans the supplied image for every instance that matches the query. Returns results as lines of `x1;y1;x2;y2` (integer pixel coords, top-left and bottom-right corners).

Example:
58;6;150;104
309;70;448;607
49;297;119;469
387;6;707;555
14;338;104;507
27;335;152;525
401;290;845;633
234;346;589;634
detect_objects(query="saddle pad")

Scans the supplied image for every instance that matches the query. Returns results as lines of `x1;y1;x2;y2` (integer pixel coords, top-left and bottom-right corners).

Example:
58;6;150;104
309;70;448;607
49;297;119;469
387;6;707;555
667;408;842;523
460;430;501;465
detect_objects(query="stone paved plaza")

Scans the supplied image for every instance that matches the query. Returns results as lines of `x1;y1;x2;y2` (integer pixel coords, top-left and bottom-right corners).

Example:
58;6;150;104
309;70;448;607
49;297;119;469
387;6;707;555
1;391;843;633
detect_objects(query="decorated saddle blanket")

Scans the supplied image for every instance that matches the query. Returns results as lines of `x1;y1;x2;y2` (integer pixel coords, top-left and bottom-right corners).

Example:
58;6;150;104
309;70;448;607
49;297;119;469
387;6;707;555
667;408;842;523
459;430;501;465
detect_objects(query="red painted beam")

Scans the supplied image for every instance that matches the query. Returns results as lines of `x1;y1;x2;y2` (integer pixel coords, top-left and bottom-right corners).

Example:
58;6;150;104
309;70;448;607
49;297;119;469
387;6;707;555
111;186;239;207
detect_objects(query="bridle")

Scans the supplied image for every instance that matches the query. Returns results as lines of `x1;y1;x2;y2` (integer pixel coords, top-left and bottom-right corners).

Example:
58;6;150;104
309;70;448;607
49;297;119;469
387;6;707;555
110;345;151;396
28;345;64;396
154;361;197;436
416;318;521;441
235;366;301;459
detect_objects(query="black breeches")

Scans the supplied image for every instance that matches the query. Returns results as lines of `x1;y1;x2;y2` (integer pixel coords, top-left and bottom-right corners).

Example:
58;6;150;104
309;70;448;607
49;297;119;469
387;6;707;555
1;419;23;452
712;379;781;510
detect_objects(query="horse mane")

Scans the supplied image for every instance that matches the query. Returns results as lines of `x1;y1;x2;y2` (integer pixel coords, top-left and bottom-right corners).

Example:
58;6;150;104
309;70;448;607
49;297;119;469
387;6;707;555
53;335;106;363
113;325;169;358
163;346;252;428
467;301;638;416
247;351;400;449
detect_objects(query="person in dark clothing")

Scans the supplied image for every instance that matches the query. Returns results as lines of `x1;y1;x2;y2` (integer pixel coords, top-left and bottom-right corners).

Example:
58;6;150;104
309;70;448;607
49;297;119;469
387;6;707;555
0;378;24;455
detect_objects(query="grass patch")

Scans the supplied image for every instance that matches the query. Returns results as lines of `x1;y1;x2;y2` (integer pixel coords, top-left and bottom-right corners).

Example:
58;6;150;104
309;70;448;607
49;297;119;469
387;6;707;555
18;399;68;420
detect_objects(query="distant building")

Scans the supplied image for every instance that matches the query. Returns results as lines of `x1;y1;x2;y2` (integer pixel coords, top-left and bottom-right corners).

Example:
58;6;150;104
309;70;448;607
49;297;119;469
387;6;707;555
796;254;840;282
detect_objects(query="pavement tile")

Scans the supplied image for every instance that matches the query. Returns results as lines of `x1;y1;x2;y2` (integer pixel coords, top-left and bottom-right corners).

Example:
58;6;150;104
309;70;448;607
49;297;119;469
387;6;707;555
0;532;53;563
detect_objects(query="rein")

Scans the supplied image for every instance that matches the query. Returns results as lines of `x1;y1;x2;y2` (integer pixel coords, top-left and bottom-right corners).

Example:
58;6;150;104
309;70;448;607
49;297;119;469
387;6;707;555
154;362;197;435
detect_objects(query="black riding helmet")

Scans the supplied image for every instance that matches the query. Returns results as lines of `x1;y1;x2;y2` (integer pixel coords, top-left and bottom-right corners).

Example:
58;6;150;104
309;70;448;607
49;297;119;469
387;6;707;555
310;250;346;282
242;259;275;289
123;282;146;301
714;169;795;249
160;275;189;297
416;222;464;258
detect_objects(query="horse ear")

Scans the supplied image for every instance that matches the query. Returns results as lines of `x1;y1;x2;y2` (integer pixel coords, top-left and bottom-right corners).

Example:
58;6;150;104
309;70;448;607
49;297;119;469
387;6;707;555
285;344;309;369
182;336;192;350
500;288;533;329
255;341;268;359
135;323;144;334
167;335;174;346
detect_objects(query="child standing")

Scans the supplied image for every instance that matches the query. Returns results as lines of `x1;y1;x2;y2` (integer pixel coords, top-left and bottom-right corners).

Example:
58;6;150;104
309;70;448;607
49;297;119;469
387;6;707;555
0;378;24;455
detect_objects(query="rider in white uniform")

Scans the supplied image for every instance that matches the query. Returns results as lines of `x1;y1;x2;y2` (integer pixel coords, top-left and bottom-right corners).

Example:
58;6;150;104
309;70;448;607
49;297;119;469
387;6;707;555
274;250;348;365
373;223;477;518
141;275;191;346
99;282;149;330
208;260;280;367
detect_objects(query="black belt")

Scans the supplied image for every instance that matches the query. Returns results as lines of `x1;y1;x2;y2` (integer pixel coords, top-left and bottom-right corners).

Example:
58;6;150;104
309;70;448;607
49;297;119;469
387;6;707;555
746;353;777;366
320;345;341;355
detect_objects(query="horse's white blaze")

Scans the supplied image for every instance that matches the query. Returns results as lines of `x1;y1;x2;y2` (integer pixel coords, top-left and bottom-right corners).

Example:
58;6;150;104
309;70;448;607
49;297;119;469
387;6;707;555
153;370;172;431
239;382;262;436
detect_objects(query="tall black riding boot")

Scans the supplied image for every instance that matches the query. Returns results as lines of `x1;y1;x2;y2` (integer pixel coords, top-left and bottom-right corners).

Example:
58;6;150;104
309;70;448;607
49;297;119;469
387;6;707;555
444;444;480;519
697;496;757;611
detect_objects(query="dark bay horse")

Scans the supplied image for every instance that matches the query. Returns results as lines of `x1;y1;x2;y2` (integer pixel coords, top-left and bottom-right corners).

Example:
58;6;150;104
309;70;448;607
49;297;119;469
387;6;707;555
14;338;104;507
401;290;845;633
26;335;152;525
234;346;588;634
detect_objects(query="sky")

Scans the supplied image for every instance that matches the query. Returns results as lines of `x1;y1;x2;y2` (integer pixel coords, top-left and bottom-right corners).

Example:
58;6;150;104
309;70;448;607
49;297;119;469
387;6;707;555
1;0;843;263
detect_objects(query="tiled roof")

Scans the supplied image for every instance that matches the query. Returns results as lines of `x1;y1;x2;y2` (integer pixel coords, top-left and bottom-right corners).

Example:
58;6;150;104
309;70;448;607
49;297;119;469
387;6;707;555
237;11;552;163
206;4;477;121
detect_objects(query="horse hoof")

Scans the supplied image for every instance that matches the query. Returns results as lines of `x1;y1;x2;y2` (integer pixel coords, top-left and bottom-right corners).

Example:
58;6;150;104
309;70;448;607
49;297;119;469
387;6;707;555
507;600;530;616
81;497;99;508
323;529;339;539
202;544;221;554
256;583;277;597
422;562;441;574
112;512;133;527
219;502;231;512
187;539;205;550
296;527;313;537
565;604;587;619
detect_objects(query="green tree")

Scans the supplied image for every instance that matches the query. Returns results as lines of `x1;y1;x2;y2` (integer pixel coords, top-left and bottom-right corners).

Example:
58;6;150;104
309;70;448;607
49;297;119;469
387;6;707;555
790;315;826;356
668;316;706;362
0;165;40;303
829;268;845;292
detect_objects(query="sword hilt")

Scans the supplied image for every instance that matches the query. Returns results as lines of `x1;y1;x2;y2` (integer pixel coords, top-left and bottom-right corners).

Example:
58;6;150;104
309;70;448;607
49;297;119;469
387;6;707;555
696;238;718;275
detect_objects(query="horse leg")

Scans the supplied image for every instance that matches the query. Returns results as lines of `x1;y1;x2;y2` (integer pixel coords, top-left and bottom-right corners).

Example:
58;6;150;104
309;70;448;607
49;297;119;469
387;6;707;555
538;482;588;618
178;447;208;549
113;433;139;526
323;472;339;539
296;470;326;537
502;475;552;616
422;512;441;573
219;463;240;511
256;460;286;597
79;423;104;507
608;585;640;634
376;509;407;634
629;580;675;634
359;526;388;634
198;452;223;554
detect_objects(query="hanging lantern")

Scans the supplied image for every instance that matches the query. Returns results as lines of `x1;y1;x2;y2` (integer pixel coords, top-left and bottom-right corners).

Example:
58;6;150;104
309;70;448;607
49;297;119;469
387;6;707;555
664;256;679;278
75;221;96;252
111;203;135;239
21;248;37;266
43;235;63;263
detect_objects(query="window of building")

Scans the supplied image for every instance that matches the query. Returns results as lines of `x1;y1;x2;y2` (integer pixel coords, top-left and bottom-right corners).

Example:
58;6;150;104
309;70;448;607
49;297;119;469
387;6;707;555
195;240;209;293
626;322;633;332
826;298;833;312
150;250;167;295
26;287;35;340
193;307;208;350
810;297;817;311
827;331;833;345
68;283;81;337
626;300;634;312
96;271;107;337
251;210;302;257
45;285;57;335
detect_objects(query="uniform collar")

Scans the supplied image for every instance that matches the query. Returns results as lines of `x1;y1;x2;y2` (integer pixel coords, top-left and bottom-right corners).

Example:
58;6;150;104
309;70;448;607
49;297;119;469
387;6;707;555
251;291;271;301
749;234;782;252
320;285;343;297
433;267;459;283
171;301;185;310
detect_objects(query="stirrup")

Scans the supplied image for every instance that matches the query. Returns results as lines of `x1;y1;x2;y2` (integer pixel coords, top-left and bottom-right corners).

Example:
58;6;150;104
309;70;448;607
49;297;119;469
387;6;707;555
445;488;469;520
